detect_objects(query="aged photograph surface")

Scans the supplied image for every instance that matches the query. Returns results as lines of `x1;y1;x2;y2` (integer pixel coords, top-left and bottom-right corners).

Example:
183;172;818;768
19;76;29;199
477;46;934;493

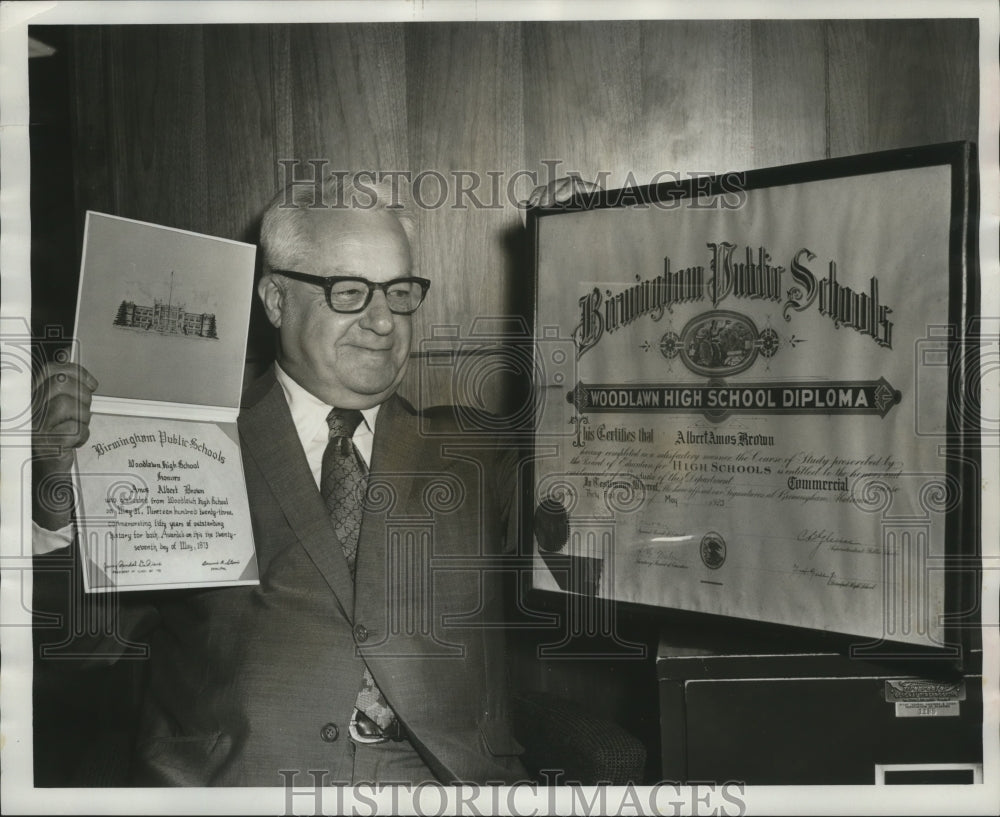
1;2;996;815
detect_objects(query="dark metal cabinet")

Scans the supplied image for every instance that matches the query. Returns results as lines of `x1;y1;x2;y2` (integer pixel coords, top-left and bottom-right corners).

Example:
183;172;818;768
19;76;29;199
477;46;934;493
658;636;983;785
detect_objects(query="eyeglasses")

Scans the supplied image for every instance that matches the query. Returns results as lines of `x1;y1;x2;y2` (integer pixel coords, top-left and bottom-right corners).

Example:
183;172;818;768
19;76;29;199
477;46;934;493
271;270;431;314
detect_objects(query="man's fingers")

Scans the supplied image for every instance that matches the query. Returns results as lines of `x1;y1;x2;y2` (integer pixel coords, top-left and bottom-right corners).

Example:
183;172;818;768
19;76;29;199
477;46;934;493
40;394;92;432
523;175;602;209
37;396;91;441
523;187;544;209
550;175;577;203
33;364;96;413
34;385;93;434
32;362;97;451
36;421;91;452
53;361;98;391
33;361;98;397
38;377;95;408
567;179;601;196
551;175;602;203
519;175;605;226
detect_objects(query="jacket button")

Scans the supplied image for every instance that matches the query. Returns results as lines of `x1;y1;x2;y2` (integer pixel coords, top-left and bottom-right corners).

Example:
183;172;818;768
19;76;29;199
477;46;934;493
320;722;339;743
354;624;369;643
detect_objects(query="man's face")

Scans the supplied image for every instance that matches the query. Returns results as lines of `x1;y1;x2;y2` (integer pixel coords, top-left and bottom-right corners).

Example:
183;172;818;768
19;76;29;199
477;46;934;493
261;209;414;408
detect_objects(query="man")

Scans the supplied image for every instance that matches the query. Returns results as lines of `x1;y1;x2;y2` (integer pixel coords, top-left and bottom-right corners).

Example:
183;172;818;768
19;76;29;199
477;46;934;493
32;173;590;786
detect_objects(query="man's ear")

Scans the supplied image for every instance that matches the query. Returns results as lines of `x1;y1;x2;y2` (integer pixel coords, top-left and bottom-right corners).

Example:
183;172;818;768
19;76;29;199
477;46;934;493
257;274;285;328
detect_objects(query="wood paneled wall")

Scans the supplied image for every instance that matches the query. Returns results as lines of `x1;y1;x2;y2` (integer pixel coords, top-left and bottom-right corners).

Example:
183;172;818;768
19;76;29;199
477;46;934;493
60;19;978;408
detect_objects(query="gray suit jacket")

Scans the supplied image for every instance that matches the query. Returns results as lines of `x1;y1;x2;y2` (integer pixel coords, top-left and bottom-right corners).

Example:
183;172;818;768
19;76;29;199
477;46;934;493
40;370;525;786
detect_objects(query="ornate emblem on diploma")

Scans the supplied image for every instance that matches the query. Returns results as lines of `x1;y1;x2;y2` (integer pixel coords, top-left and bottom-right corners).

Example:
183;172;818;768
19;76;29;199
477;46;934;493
659;310;780;377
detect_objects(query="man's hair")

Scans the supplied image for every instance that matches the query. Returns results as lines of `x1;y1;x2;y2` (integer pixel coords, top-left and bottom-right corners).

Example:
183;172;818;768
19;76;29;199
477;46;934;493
259;172;416;273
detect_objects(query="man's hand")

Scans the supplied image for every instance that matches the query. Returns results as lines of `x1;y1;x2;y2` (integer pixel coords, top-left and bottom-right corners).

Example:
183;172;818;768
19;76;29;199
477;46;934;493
32;362;98;531
520;174;602;226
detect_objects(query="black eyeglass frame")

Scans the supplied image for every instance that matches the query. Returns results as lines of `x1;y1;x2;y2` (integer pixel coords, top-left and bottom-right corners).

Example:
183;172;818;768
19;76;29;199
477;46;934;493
271;269;431;314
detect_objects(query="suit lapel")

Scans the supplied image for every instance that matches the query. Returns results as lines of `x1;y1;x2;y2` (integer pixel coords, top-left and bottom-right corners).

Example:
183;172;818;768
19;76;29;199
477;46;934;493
239;370;355;619
369;393;423;510
352;394;424;611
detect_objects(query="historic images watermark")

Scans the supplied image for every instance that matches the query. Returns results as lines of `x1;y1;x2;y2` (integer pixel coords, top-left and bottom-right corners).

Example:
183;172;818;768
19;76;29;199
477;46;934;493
279;771;748;817
275;159;749;212
13;318;998;658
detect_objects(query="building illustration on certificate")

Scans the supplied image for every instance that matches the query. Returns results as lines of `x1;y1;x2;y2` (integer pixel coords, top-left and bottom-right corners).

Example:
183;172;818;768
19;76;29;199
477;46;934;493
111;270;218;339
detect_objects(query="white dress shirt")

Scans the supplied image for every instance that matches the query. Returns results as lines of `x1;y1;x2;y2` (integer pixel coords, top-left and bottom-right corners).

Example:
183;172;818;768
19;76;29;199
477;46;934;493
273;362;379;483
32;363;379;555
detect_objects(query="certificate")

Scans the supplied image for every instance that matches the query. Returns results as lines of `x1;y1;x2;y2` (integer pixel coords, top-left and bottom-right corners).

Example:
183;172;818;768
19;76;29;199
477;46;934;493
530;143;978;651
72;212;259;592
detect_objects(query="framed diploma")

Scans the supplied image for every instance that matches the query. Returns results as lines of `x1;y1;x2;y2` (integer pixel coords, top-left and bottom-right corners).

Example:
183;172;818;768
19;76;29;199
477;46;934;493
529;143;979;655
71;212;260;592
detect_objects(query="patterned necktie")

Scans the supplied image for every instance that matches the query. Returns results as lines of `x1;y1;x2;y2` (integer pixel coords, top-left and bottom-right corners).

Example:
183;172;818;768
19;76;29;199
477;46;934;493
321;409;366;575
320;409;397;730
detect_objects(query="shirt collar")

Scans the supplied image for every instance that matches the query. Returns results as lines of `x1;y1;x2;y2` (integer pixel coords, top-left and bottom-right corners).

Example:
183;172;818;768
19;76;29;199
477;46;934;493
274;362;379;442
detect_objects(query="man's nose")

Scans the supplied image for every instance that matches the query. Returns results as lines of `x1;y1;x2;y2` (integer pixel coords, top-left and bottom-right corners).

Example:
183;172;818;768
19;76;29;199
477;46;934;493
359;289;395;334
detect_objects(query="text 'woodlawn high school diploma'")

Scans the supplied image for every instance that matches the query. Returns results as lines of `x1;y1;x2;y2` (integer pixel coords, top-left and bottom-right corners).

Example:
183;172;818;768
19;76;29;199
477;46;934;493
72;212;259;592
531;146;978;650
